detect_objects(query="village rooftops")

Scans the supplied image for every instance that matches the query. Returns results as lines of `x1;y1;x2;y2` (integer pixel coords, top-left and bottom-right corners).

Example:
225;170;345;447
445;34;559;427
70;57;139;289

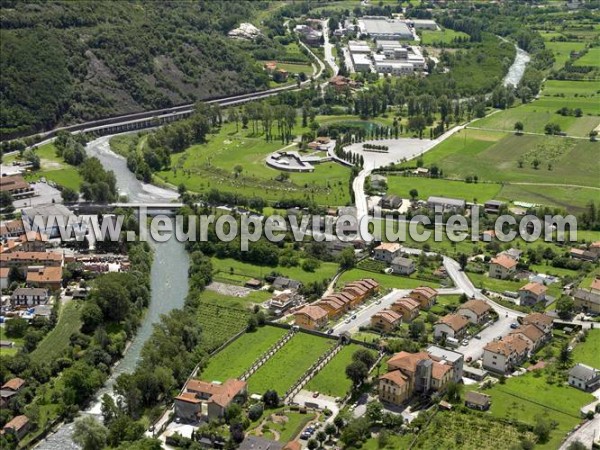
459;299;492;316
394;297;420;310
519;282;547;296
1;378;25;391
294;305;328;321
11;287;49;298
3;415;29;432
484;334;529;357
510;324;544;343
522;312;554;330
410;286;438;300
26;266;62;284
379;369;409;386
426;345;463;363
372;309;402;324
174;392;202;404
1;251;63;264
374;242;401;253
437;314;469;332
490;254;518;270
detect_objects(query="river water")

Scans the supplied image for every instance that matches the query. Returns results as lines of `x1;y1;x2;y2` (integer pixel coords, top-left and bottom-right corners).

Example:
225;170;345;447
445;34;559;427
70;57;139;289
36;42;530;448
36;135;189;449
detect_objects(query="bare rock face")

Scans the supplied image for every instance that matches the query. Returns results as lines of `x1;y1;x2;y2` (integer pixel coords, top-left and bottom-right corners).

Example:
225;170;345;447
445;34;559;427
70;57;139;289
228;23;262;41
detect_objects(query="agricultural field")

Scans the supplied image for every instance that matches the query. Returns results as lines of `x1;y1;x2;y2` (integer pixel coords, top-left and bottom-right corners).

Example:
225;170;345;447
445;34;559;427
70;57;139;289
420;29;469;46
410;411;537;450
30;301;82;364
468;272;562;298
467;372;595;450
154;122;352;205
336;268;440;291
571;329;600;368
305;344;375;398
196;301;252;353
246;332;335;395
543;41;587;69
211;257;339;286
574;47;600;67
199;325;287;382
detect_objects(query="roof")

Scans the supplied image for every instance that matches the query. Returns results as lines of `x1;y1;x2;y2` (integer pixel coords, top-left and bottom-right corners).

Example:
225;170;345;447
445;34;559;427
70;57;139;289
426;345;463;363
484;334;529;357
510;324;544;343
459;299;492;316
0;267;9;278
11;287;49;298
187;379;222;396
0;175;29;192
380;369;409;386
519;282;547;296
427;196;465;207
569;363;600;381
27;266;63;284
210;379;247;407
1;251;63;263
431;362;452;380
174;392;202;404
19;231;48;243
392;256;413;267
436;314;469;332
523;313;554;328
394;297;420;311
573;288;600;305
388;351;430;373
590;278;600;291
3;415;29;431
374;242;401;253
410;286;438;299
372;309;402;324
490;254;518;270
238;435;284;450
465;391;491;407
294;305;328;321
21;203;73;219
1;378;25;391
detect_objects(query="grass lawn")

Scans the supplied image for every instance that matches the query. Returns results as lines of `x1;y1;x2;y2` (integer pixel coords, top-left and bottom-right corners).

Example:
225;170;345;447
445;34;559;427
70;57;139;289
468;372;594;449
572;329;600;368
420;29;468;45
305;344;375;398
247;332;335;395
155;122;352;206
211;257;339;286
544;41;587;69
0;327;24;356
385;175;502;204
336;268;439;291
199;325;287;382
30;301;82;364
574;47;600;67
267;411;315;443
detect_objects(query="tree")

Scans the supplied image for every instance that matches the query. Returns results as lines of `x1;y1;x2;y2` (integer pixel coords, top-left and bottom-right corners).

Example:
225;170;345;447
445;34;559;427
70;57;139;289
0;191;14;209
457;253;468;270
409;189;419;200
558;342;572;368
345;360;368;388
338;247;356;270
73;416;108;450
556;295;574;320
307;438;319;450
514;121;524;134
533;415;553;443
532;158;541;170
61;187;79;203
333;415;344;433
324;423;336;440
366;401;383;422
445;381;462;403
352;349;376;369
247;315;258;332
5;317;28;338
263;390;279;408
224;403;242;424
233;165;243;177
248;403;263;421
81;302;104;333
316;430;327;447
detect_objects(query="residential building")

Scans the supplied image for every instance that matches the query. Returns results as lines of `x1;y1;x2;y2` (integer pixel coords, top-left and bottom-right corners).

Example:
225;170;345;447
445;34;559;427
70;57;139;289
0;175;34;200
380;194;403;210
373;242;402;263
26;266;62;290
482;334;529;373
268;291;300;314
509;324;546;353
499;248;523;261
434;314;469;340
293;305;328;330
1;378;25;408
315;297;348;320
427;196;465;212
391;297;420;322
0;267;9;290
518;282;547;307
573;288;600;314
568;364;600;391
457;299;492;325
590;241;600;258
0;219;25;240
239;436;285;450
488;254;518;279
569;248;598;262
371;309;402;332
379;351;454;406
1;251;63;273
391;256;415;275
521;313;554;335
426;345;464;383
465;391;491;411
271;277;302;291
10;287;49;307
409;286;438;309
2;415;30;441
175;379;247;421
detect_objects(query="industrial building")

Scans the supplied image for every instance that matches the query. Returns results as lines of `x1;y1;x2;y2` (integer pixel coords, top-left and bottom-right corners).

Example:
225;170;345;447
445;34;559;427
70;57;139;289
358;16;414;40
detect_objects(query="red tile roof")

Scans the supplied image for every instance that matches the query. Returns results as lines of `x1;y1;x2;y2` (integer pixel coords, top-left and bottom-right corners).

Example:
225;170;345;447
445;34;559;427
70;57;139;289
519;282;547;296
294;305;328;321
2;378;25;391
372;309;402;324
380;370;408;386
410;286;438;300
491;254;518;270
458;299;491;316
3;415;28;431
437;314;469;332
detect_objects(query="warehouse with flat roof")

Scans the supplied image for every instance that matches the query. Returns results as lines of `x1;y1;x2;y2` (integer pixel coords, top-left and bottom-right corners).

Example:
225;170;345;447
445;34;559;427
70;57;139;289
359;16;413;40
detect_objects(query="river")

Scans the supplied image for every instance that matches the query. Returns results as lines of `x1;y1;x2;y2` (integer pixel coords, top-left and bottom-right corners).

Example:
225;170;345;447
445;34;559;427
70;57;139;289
503;41;531;87
36;135;189;449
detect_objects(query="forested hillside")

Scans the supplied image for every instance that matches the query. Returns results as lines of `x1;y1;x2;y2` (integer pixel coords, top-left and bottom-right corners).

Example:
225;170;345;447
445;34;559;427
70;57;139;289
0;1;275;138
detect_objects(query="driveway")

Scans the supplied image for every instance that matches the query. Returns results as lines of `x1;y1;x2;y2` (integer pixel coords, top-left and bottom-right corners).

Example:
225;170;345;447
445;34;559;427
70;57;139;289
293;389;339;422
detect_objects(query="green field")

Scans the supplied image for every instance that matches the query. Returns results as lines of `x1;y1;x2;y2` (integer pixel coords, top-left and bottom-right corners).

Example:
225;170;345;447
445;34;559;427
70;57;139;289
420;29;469;46
572;329;600;368
468;272;562;298
30;301;82;364
211;257;340;286
247;332;334;395
385;175;502;204
154;122;352;206
199;326;287;382
544;41;587;69
574;47;600;67
0;327;24;357
305;344;375;398
196;301;252;353
468;373;594;450
336;268;439;291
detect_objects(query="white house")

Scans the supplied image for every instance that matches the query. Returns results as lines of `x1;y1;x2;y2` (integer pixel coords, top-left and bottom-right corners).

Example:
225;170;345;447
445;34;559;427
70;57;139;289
433;314;469;340
457;299;492;325
568;364;600;391
373;242;402;263
391;257;415;275
10;287;49;307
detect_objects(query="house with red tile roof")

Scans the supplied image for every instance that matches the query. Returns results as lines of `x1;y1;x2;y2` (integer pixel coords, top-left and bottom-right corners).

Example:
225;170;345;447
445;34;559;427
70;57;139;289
482;334;529;373
175;379;247;421
26;266;62;291
2;415;30;440
457;299;492;325
370;309;402;332
391;297;420;322
293;305;328;330
519;282;547;307
489;254;518;280
408;286;438;309
433;314;469;340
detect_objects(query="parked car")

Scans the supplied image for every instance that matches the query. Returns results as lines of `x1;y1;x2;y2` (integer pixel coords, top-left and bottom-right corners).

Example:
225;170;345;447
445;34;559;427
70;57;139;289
327;329;334;335
300;432;310;440
313;392;320;398
351;314;357;319
462;339;469;346
475;335;482;340
510;323;519;329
